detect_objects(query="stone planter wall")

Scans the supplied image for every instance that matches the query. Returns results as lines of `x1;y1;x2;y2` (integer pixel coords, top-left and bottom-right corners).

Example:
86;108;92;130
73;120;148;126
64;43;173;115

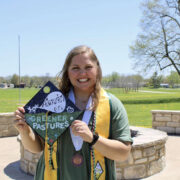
0;112;19;137
18;127;167;179
17;136;42;175
116;126;167;179
152;110;180;134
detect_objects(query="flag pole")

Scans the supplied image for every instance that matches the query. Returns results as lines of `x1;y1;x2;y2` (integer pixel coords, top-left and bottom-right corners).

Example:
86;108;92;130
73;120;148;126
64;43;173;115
18;35;21;104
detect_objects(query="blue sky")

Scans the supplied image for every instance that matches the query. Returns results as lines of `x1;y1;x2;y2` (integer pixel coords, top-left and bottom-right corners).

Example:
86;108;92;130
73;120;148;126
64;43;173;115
0;0;143;77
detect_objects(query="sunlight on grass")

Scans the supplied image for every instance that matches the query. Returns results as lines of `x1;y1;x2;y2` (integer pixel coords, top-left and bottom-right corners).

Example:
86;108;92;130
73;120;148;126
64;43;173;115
0;87;180;128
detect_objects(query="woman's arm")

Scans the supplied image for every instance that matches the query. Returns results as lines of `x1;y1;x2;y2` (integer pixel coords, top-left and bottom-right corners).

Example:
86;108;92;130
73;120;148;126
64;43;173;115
14;107;44;153
71;120;131;161
93;136;131;161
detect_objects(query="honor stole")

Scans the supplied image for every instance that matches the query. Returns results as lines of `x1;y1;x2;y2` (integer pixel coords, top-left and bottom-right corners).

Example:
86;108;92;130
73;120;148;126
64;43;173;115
91;88;111;180
43;88;111;180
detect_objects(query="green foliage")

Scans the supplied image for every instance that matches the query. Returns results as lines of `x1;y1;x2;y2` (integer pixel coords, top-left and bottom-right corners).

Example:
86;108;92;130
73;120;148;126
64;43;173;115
0;75;58;88
149;72;162;88
11;74;19;86
167;71;180;87
102;72;120;86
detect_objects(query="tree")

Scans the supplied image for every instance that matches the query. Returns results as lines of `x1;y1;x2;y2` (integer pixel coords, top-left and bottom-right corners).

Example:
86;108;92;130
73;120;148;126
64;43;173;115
102;72;120;88
167;71;180;87
149;72;162;88
10;74;19;86
130;0;180;76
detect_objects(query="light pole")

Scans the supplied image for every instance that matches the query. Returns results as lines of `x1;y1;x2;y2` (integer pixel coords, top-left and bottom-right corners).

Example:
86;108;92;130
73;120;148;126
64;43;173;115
18;35;21;104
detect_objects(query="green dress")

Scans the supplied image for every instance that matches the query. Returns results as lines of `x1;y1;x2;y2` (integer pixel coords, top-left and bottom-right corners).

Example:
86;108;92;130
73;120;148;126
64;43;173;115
34;93;133;180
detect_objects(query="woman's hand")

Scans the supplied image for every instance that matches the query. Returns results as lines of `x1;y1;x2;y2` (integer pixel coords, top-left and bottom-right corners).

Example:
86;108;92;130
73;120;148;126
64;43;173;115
14;107;44;153
70;120;93;143
14;107;30;134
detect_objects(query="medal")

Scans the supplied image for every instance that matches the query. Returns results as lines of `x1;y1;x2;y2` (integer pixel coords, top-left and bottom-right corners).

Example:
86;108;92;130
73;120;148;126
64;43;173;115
72;153;84;167
69;89;92;167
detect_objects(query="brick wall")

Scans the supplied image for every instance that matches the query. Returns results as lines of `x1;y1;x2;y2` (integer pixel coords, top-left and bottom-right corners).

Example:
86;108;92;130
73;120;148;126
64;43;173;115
0;113;19;137
152;110;180;134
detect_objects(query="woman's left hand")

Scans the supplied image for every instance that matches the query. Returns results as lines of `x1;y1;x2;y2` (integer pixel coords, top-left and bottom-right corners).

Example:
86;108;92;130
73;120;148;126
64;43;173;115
70;120;93;143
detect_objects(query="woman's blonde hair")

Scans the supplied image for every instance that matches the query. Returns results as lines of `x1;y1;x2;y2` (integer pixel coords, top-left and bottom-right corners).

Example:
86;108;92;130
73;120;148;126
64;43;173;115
57;45;102;110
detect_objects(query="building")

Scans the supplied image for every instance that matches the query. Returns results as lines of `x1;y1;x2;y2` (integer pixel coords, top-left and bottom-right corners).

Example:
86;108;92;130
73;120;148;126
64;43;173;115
0;83;8;88
160;83;169;88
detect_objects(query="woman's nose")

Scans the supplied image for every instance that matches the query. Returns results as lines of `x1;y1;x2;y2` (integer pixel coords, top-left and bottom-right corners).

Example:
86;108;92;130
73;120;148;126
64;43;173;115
79;69;87;74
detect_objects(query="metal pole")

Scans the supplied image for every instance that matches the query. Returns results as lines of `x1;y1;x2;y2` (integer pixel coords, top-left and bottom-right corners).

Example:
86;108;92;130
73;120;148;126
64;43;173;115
18;35;21;104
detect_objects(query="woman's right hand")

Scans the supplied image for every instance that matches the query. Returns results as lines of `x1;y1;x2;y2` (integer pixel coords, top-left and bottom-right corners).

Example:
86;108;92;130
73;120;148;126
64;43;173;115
14;107;30;134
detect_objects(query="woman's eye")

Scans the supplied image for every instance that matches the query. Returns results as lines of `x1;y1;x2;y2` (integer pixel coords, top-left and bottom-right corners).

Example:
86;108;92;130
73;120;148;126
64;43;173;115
72;67;79;70
86;66;92;70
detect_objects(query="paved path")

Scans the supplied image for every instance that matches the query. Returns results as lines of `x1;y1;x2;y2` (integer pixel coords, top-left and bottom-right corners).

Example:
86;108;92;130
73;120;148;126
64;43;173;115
0;135;180;180
0;136;33;180
139;90;174;94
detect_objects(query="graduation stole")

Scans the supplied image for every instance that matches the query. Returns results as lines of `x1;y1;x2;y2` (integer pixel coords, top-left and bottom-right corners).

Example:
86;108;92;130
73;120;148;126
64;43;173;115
43;88;111;180
91;88;111;180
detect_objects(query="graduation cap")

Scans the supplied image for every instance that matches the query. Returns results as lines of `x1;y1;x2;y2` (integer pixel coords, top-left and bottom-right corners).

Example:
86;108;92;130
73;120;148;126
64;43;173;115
24;81;83;146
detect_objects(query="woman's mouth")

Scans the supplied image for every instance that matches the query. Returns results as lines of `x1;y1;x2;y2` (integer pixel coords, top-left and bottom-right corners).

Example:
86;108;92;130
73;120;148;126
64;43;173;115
78;78;89;83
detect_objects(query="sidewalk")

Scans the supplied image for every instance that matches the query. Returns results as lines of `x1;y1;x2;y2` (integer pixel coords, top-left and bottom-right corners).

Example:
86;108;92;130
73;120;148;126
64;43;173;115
0;135;180;180
0;136;33;180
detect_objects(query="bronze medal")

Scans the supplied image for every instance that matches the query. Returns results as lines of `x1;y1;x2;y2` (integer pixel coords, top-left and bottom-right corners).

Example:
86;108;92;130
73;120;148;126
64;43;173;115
72;153;83;167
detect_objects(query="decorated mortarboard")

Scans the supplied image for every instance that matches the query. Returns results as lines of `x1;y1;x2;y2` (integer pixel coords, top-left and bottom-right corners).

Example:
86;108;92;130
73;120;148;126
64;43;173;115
24;81;83;146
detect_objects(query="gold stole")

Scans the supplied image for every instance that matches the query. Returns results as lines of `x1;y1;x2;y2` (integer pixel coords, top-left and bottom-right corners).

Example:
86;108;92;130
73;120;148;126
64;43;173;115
91;88;110;180
43;88;110;180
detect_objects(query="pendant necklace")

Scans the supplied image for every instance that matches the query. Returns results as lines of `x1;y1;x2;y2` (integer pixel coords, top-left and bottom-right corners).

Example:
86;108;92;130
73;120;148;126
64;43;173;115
68;89;92;167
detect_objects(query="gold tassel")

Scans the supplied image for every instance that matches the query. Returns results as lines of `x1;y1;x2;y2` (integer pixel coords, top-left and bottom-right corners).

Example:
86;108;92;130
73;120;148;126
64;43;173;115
44;111;58;180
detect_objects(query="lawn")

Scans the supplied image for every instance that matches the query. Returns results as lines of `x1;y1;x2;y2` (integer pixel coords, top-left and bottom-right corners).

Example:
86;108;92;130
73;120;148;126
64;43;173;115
125;103;180;127
0;88;38;113
0;87;180;128
106;88;180;104
107;88;180;127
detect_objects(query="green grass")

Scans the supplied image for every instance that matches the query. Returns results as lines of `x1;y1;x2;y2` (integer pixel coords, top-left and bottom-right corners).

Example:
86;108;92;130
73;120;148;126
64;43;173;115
106;88;180;104
125;103;180;128
0;88;39;113
0;87;180;128
106;88;180;127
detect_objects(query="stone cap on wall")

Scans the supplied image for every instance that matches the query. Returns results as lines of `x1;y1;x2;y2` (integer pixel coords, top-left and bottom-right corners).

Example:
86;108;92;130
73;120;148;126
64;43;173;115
151;110;180;114
130;126;168;148
0;112;15;116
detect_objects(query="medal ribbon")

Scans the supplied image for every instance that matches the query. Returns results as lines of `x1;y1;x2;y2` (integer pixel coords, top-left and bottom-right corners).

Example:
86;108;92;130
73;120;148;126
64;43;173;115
68;88;92;151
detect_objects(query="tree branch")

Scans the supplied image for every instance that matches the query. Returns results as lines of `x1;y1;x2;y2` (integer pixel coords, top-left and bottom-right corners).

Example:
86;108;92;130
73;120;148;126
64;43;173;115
160;63;173;70
161;14;180;29
161;19;180;75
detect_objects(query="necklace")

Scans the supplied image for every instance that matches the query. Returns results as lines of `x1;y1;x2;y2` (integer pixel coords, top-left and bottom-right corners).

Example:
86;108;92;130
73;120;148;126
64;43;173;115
90;112;97;179
69;89;93;167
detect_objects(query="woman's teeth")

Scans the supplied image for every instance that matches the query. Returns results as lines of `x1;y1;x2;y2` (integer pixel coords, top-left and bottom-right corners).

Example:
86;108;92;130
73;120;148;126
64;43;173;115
78;79;88;82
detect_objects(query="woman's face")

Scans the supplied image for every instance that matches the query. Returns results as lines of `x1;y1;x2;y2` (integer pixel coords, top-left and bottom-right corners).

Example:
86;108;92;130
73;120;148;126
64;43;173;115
68;53;98;94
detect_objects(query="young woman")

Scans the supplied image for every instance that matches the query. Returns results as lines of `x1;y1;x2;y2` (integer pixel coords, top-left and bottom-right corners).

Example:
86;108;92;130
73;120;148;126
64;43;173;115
14;45;133;180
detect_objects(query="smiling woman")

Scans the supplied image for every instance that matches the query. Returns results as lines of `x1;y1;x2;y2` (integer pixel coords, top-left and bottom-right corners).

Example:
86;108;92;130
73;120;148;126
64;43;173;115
58;45;102;111
68;53;98;99
14;45;133;180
